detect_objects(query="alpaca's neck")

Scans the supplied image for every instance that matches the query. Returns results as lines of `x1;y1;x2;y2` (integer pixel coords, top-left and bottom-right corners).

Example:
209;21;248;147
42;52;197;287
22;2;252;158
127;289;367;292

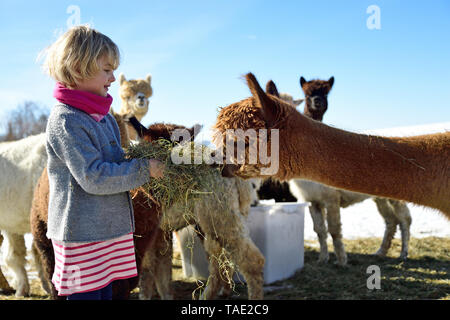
303;104;324;121
282;114;450;215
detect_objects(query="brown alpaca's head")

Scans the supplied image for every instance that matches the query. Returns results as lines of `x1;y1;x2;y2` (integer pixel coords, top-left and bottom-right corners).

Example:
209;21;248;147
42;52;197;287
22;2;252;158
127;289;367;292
300;76;334;121
127;116;202;144
214;73;299;179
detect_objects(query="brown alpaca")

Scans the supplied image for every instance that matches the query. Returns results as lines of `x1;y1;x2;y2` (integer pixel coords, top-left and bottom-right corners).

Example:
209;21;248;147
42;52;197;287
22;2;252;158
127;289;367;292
213;73;450;219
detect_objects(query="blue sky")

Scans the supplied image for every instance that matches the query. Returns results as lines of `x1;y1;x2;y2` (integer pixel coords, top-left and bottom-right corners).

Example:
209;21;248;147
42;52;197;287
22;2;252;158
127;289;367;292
0;0;449;139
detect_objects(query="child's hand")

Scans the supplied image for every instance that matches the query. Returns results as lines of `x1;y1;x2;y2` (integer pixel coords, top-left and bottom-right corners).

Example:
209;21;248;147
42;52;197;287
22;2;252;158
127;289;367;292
149;159;165;179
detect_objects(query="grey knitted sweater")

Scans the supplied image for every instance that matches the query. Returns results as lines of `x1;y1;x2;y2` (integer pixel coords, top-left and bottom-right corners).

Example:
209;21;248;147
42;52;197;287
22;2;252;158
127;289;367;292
46;104;150;242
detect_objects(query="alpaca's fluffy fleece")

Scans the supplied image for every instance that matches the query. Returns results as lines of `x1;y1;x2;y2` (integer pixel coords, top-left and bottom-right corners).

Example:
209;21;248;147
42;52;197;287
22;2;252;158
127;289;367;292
0;133;47;296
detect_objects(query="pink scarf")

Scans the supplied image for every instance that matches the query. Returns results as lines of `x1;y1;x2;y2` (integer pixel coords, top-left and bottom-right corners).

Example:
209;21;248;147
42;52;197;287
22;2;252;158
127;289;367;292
53;82;113;122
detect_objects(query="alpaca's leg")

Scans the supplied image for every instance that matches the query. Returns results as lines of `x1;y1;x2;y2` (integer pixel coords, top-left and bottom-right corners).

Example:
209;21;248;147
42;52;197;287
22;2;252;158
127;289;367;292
139;230;173;300
217;259;235;298
389;200;411;260
198;237;234;299
138;248;155;300
32;222;60;299
226;237;265;300
373;198;398;257
0;268;13;292
201;238;225;300
0;233;14;293
2;231;29;297
30;240;50;294
153;231;173;300
216;253;236;298
136;232;157;300
325;203;347;266
309;202;329;263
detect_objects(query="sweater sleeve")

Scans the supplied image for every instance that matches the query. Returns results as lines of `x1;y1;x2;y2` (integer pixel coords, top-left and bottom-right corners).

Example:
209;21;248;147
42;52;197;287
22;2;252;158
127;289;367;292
47;112;151;195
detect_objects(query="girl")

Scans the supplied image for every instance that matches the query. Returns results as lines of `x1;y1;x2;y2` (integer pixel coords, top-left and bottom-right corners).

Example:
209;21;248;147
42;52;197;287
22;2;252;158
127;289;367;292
41;25;164;300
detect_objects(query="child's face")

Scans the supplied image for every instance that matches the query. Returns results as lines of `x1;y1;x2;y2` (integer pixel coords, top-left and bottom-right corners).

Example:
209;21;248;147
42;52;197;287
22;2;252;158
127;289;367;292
75;55;116;97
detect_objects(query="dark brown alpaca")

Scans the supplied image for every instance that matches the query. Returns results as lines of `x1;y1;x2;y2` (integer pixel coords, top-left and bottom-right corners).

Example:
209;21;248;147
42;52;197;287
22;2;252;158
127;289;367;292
300;76;334;121
30;117;200;300
213;73;450;219
266;76;334;122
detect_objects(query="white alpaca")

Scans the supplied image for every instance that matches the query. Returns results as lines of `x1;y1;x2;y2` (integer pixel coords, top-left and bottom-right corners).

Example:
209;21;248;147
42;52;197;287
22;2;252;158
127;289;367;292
0;133;48;296
288;179;411;265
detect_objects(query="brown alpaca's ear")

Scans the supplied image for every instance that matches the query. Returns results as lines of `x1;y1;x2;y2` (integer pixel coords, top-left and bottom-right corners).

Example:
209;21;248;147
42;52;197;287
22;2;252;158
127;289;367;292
265;80;280;97
246;73;278;127
300;76;307;88
328;76;334;88
188;124;203;141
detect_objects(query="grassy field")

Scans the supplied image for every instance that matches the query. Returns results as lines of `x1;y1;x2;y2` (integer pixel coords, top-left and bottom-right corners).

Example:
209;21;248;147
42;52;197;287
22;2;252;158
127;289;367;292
1;236;448;300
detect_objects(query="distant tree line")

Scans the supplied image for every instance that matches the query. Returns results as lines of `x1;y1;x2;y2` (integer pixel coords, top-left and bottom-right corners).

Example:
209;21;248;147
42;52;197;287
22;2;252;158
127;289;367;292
0;101;49;142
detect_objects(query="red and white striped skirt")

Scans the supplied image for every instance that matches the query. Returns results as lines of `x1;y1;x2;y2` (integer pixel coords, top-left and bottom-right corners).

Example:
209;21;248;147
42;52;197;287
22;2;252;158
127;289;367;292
51;233;138;296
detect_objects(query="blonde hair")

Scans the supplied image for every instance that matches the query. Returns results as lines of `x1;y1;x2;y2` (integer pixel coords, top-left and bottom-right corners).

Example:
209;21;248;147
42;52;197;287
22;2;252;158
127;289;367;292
41;25;120;88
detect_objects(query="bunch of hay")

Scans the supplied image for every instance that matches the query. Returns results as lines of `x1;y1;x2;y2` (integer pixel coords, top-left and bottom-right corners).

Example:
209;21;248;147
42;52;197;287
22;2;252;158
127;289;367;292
125;139;226;212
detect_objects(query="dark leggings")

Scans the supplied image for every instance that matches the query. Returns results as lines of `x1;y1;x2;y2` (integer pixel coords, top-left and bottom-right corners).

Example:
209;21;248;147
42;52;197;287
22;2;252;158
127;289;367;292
66;282;113;300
